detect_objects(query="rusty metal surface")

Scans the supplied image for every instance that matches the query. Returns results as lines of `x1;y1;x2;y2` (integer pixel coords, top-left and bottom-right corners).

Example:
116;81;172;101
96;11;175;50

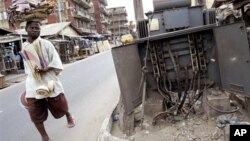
153;0;191;11
136;24;216;43
213;22;250;95
163;8;190;30
112;44;143;114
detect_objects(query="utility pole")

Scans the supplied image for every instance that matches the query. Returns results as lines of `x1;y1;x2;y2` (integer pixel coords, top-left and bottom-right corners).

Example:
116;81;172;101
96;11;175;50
112;9;115;43
118;16;120;37
133;0;144;21
57;0;64;39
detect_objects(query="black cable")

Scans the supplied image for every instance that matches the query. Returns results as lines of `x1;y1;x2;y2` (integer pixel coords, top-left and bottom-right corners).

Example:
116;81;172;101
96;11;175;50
137;12;155;97
178;68;189;111
204;91;240;113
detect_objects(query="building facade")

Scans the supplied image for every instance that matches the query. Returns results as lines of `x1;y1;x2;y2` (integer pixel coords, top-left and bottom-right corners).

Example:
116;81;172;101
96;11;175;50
92;0;111;34
108;7;129;37
48;0;95;35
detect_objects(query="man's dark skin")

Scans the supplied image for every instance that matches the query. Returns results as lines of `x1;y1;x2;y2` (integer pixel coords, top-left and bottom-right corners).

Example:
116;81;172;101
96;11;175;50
25;21;75;141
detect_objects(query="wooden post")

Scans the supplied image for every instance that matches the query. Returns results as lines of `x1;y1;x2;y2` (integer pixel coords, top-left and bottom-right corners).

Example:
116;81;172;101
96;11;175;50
0;73;5;89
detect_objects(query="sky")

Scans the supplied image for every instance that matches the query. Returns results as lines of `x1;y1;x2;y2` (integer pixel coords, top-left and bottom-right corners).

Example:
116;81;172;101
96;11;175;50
106;0;153;23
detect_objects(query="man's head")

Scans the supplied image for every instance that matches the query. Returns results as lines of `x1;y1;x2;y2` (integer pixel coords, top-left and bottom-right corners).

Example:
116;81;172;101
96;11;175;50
25;20;41;41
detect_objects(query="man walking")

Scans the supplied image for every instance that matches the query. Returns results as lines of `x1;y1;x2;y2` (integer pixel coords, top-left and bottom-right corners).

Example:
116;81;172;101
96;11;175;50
22;20;75;141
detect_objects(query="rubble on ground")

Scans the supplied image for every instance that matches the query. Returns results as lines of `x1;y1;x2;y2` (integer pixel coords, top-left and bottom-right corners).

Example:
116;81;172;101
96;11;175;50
111;89;250;141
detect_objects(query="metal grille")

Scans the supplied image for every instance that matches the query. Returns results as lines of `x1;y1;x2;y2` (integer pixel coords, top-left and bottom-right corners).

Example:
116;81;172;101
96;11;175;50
204;9;216;25
137;20;149;38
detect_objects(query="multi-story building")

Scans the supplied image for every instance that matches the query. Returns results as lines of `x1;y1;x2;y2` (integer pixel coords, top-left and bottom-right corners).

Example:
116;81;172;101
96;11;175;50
49;0;95;35
108;7;129;37
0;0;96;35
92;0;111;34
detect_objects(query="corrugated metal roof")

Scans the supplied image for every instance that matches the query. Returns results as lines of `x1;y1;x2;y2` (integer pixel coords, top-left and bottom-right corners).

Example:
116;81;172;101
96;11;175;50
0;28;14;35
15;22;75;36
0;36;21;44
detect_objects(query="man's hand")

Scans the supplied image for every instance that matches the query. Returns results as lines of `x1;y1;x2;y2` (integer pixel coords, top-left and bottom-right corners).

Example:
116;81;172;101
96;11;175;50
35;66;52;74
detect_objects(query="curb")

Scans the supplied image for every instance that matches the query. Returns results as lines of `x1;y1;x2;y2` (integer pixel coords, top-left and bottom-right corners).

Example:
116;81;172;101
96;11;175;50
97;94;129;141
5;73;26;83
98;115;129;141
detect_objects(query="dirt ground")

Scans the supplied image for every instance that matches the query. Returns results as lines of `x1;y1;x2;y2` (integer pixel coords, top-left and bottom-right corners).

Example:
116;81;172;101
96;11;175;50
111;100;250;141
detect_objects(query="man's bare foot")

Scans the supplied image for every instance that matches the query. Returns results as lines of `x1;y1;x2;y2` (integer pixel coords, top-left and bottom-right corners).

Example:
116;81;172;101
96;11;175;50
66;114;76;128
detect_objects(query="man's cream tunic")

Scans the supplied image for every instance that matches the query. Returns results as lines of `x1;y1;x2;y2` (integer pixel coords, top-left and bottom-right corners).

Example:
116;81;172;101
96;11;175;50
22;37;64;99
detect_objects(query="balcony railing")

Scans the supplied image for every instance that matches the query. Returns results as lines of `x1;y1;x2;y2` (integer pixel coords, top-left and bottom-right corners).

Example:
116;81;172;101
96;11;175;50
112;17;128;22
110;8;127;15
78;27;91;33
73;0;93;9
112;31;129;36
109;25;129;29
101;18;109;25
90;29;97;34
120;25;129;28
100;6;110;16
74;11;93;21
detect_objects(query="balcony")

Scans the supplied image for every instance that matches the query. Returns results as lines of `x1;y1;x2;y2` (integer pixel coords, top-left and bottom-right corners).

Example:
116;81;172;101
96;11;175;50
112;17;128;22
112;30;129;36
78;27;91;33
74;11;93;21
109;24;129;30
120;25;129;29
73;0;93;9
90;29;97;34
110;8;127;15
99;0;108;6
100;6;110;16
101;18;109;25
102;28;111;34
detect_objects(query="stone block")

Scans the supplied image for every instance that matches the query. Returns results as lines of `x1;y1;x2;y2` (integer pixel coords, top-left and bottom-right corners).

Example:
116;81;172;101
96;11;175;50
144;98;163;117
202;90;231;117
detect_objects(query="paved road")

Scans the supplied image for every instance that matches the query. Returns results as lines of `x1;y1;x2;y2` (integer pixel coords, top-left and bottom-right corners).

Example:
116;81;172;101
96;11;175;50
0;51;120;141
